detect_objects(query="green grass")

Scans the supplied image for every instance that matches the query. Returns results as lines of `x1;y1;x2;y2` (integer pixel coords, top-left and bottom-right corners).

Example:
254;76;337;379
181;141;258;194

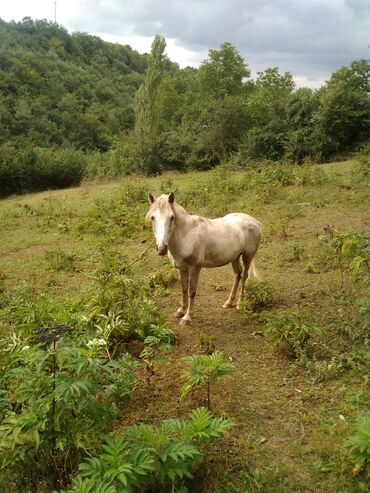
0;159;369;492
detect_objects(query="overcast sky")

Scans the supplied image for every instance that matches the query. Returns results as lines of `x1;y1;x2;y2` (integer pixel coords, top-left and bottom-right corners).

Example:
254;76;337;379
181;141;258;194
1;0;369;88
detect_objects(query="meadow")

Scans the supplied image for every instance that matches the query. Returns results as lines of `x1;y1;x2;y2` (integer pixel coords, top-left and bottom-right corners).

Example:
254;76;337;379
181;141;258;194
0;157;369;492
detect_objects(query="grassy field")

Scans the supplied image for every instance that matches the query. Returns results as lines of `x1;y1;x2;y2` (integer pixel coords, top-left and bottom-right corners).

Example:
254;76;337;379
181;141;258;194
0;159;369;492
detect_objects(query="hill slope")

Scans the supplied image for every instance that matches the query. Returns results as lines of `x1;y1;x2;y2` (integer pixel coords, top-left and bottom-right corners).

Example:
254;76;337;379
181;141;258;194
0;17;148;150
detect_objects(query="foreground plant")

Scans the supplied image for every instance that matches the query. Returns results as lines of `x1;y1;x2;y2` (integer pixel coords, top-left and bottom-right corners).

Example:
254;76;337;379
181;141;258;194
62;407;234;493
345;415;370;487
0;334;137;491
181;351;235;409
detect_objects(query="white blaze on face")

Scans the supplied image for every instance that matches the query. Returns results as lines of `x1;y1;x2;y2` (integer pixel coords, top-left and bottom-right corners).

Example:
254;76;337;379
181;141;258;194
153;211;171;255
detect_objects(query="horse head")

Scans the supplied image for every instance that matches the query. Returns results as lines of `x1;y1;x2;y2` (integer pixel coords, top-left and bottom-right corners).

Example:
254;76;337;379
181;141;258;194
146;192;175;256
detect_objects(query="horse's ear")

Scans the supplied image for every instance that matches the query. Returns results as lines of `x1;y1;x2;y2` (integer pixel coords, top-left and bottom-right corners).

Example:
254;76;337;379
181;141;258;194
168;192;175;204
148;192;156;204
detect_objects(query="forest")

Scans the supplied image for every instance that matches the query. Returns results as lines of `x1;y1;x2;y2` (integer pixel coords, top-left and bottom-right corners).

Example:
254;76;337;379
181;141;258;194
0;18;369;196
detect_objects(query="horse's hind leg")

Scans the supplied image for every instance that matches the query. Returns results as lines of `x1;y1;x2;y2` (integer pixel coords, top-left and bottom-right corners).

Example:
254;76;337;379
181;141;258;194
236;254;252;310
223;257;242;309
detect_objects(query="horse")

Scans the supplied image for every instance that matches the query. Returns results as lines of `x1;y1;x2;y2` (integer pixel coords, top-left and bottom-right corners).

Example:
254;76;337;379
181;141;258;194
146;192;262;325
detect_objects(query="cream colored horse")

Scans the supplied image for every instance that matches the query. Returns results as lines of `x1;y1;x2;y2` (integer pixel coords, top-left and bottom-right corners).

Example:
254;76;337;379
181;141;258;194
147;192;262;325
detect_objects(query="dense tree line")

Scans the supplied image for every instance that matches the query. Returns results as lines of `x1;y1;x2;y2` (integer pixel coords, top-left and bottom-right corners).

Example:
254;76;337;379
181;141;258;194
0;18;369;195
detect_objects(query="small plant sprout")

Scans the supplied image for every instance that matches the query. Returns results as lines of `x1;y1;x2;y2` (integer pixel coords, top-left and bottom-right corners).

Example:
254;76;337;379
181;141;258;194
180;351;235;410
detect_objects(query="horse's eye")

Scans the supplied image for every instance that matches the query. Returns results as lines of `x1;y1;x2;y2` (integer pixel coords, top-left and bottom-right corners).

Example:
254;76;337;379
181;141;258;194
151;215;155;221
170;215;174;221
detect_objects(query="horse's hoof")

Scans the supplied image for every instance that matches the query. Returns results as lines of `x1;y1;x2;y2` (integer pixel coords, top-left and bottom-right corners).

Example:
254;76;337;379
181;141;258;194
179;317;192;326
223;302;235;309
173;310;185;319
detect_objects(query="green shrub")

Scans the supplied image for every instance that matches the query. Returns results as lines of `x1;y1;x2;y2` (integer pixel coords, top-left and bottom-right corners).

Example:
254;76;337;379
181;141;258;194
63;407;233;493
239;280;276;314
0;336;137;490
181;351;234;409
345;415;370;484
74;183;148;239
80;253;159;349
0;144;87;197
261;310;320;359
315;227;370;287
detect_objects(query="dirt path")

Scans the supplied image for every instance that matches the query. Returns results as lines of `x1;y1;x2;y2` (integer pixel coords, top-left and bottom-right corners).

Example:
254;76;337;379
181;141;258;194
124;263;334;492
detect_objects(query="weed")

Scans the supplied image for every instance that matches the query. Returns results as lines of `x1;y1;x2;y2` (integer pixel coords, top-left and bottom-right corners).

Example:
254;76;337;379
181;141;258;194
45;249;77;272
345;415;370;487
261;310;320;360
140;323;177;382
148;264;178;292
268;218;289;239
181;351;234;409
160;175;176;193
315;227;370;288
304;261;320;274
63;407;233;493
287;244;306;262
0;336;137;490
239;280;276;314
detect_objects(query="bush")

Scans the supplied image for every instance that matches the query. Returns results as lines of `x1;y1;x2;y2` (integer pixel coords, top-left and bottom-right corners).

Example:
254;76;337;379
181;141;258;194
239;280;276;314
261;310;320;359
181;351;234;409
345;415;370;485
0;144;86;196
0;336;137;491
63;407;234;493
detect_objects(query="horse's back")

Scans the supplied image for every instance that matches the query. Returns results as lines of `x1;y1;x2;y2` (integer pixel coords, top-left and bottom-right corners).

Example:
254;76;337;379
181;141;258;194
214;213;261;235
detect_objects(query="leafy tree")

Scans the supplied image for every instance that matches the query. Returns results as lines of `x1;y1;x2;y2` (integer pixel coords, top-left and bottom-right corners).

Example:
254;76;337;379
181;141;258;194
239;68;295;160
314;59;370;159
198;42;250;100
133;34;168;174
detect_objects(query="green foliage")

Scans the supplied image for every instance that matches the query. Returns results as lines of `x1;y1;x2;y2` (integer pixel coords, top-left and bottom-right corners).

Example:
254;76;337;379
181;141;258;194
140;323;177;362
133;35;168;174
315;227;370;287
148;265;178;292
81;259;159;348
0;18;146;153
314;60;370;159
261;310;320;359
45;249;77;271
0;144;87;196
345;416;370;483
181;351;234;409
0;337;137;490
75;183;148;239
198;42;250;100
64;407;233;492
239;280;276;314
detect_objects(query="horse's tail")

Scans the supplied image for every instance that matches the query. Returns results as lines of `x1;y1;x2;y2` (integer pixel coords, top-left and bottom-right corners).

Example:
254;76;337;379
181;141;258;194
248;256;260;280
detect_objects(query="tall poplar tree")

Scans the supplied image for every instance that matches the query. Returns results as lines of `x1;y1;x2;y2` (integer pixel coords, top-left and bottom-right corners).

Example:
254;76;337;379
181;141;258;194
134;34;167;174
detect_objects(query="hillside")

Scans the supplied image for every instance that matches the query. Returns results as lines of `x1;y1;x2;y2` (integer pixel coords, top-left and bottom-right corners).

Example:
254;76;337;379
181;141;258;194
0;17;148;150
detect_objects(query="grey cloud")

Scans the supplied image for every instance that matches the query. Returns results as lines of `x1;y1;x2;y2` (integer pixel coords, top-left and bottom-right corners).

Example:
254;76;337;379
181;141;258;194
64;0;370;83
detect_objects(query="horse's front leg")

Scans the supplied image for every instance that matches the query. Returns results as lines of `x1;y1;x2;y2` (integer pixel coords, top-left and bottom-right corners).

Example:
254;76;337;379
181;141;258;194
180;266;201;325
173;268;189;319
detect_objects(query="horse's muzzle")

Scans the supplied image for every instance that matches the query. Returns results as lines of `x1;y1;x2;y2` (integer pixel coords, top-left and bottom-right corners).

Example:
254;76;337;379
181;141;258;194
157;245;168;256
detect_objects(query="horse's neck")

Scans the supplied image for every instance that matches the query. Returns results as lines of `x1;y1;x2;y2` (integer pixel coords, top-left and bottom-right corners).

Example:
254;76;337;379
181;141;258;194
170;203;194;250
